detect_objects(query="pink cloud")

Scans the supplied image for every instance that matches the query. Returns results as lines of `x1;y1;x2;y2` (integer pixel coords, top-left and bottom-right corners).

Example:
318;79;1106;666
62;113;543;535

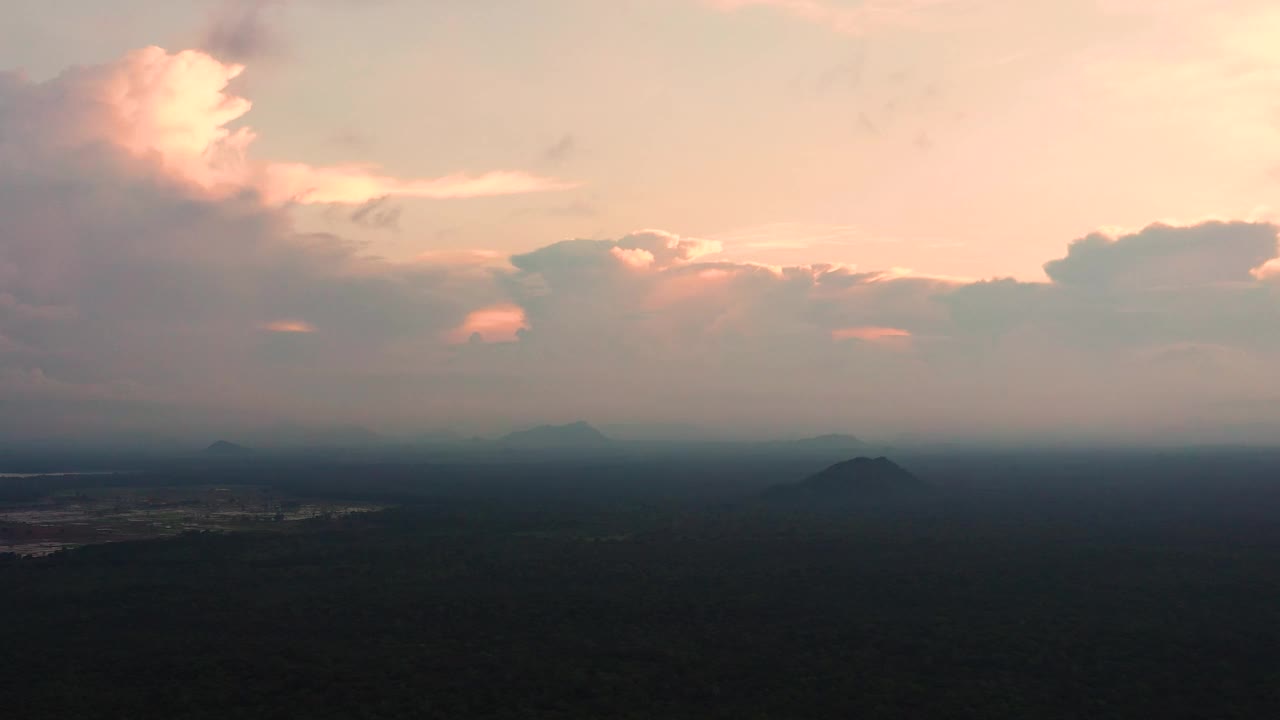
259;166;577;206
448;304;529;344
616;230;723;270
261;320;317;333
1252;258;1280;280
832;326;912;341
5;37;1280;449
611;247;657;270
16;46;573;206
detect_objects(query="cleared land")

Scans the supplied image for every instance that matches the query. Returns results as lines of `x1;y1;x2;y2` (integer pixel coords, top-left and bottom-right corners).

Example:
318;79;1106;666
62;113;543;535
0;484;383;556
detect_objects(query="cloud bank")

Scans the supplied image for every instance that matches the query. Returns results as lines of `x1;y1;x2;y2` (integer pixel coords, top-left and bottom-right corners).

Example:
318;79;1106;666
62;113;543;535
0;46;571;208
3;45;1280;443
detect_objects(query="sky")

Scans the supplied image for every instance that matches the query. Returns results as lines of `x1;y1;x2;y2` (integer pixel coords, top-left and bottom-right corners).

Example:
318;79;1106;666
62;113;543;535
2;0;1280;444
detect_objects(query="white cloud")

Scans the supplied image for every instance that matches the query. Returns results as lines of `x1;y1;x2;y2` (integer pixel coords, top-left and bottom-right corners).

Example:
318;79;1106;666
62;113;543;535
0;46;573;207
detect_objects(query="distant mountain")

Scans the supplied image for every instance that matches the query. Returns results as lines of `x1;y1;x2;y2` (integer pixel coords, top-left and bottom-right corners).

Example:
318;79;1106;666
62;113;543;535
500;422;611;447
762;456;922;503
205;440;252;456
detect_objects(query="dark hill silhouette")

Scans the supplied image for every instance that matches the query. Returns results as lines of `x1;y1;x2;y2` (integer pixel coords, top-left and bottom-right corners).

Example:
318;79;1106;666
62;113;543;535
205;440;252;456
500;422;611;447
763;456;922;503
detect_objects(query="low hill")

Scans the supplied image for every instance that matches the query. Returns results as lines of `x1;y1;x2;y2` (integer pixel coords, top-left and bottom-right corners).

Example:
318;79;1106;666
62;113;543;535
205;440;252;456
762;456;922;503
500;422;611;447
766;433;869;452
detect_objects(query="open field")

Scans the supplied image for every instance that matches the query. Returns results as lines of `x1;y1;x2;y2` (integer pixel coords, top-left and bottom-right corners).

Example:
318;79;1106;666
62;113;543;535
0;484;384;556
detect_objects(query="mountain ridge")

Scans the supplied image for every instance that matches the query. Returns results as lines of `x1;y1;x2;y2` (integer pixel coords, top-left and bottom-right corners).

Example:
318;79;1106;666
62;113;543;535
205;440;252;456
499;422;611;447
762;456;922;503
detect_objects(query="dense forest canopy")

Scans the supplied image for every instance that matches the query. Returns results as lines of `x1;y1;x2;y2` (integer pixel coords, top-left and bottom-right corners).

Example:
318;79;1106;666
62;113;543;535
4;448;1280;718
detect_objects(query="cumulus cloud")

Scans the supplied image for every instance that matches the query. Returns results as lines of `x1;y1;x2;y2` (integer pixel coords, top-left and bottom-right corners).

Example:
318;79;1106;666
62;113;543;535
947;222;1280;347
512;230;722;276
1253;258;1280;281
501;232;956;414
0;47;515;438
0;46;572;207
4;47;1280;442
489;220;1280;439
262;320;318;333
936;221;1280;439
1044;222;1278;289
448;304;529;345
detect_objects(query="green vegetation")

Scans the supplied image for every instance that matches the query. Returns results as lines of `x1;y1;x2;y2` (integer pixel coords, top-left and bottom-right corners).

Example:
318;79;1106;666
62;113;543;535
4;487;1279;719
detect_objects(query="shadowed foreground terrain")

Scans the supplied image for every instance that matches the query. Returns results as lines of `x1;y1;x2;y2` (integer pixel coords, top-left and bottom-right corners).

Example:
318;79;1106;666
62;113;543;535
3;449;1280;718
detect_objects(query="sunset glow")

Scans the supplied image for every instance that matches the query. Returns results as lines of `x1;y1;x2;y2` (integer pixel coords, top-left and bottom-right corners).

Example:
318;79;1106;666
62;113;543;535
448;304;530;345
9;7;1280;717
261;321;318;334
3;1;1280;442
39;46;572;207
832;327;912;342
